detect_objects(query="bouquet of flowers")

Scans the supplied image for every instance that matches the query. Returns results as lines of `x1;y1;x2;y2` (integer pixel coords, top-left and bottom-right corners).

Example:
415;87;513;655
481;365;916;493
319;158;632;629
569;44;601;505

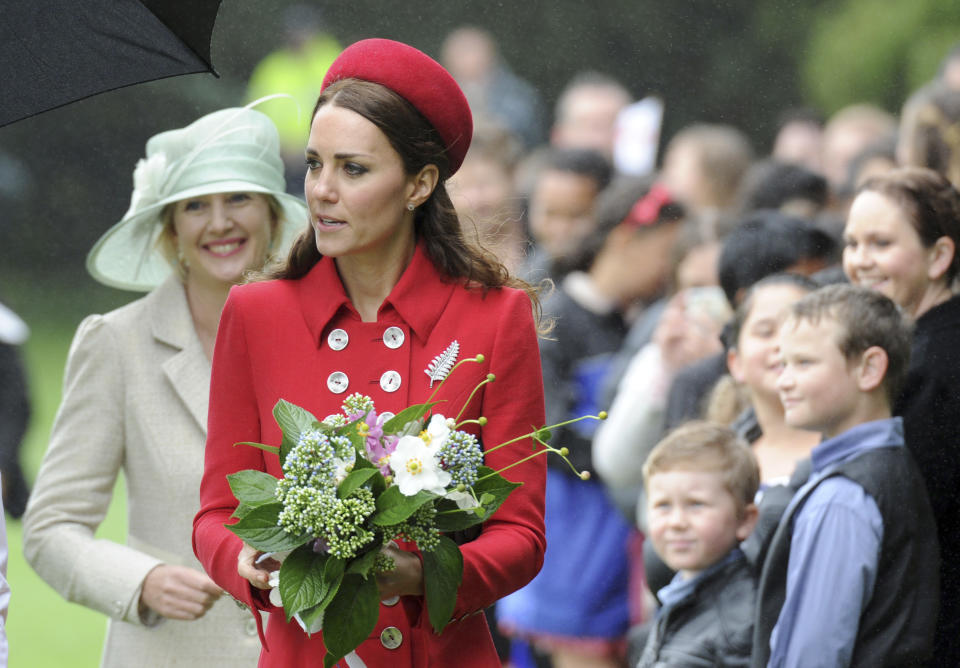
225;353;601;667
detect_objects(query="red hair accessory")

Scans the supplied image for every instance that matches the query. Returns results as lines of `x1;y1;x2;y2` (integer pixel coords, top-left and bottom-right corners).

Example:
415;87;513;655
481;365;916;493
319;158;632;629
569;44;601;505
321;38;473;175
622;183;675;228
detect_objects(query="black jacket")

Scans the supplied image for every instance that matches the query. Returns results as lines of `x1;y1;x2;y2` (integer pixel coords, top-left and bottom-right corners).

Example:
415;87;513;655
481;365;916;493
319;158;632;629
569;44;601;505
752;446;939;667
895;295;960;666
638;551;755;667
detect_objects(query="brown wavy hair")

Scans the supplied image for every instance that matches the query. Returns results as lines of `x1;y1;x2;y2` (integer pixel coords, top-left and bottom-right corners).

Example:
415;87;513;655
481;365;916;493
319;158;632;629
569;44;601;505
259;78;542;324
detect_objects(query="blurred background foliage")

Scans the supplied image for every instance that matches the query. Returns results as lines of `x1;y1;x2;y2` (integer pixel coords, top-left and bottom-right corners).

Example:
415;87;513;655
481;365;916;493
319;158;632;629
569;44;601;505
3;1;960;665
803;0;960;114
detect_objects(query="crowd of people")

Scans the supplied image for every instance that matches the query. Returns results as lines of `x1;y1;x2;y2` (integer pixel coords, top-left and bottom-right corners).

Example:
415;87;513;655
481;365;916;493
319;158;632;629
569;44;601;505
9;12;960;668
434;28;960;668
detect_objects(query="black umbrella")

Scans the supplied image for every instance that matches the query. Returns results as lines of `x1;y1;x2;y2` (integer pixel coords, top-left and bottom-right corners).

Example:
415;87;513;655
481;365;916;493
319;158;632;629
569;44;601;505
0;0;222;128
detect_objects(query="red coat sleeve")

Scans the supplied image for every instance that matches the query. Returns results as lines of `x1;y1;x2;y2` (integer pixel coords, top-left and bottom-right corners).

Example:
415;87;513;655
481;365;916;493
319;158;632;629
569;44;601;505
192;289;273;614
449;288;547;617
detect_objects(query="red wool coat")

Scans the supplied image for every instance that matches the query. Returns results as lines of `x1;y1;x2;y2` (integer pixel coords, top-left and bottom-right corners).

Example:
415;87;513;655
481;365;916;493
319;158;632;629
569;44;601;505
193;245;547;667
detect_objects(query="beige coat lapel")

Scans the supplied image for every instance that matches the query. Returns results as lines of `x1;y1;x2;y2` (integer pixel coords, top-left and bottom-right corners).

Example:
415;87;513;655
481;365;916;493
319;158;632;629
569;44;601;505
150;278;210;433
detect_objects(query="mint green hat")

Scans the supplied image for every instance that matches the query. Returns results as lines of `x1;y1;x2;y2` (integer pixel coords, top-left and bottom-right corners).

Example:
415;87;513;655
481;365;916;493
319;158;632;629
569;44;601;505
86;103;307;291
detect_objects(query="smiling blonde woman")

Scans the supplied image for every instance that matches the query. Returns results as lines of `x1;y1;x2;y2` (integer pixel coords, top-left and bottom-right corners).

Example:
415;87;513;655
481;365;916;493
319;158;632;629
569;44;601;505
23;105;306;668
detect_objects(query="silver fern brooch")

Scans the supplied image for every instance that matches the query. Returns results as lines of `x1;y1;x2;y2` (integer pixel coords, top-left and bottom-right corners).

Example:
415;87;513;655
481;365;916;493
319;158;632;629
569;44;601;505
424;340;459;388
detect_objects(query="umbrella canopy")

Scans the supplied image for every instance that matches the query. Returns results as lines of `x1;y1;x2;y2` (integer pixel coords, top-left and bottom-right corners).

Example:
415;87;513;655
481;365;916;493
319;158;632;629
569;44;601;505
0;0;222;128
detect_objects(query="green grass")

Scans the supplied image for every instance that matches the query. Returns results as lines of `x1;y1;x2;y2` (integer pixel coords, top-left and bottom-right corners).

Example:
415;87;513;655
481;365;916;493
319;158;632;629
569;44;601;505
5;282;133;667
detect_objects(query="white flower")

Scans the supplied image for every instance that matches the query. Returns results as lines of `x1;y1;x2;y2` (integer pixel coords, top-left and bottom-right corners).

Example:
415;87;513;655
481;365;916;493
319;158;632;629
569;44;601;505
268;570;283;607
130;153;168;210
420;414;451;449
389;434;451;496
444;489;480;510
332;450;356;484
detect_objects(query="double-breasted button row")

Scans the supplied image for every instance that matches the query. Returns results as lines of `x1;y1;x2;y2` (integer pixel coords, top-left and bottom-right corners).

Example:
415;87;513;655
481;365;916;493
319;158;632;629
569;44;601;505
325;327;406;351
326;370;403;394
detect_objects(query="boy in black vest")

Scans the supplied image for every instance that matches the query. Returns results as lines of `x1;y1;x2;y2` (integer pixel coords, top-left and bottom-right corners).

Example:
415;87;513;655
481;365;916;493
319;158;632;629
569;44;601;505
637;421;760;666
752;284;938;667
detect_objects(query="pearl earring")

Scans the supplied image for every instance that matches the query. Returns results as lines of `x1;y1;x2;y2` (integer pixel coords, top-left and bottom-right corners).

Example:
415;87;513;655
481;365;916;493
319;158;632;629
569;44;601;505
406;203;415;211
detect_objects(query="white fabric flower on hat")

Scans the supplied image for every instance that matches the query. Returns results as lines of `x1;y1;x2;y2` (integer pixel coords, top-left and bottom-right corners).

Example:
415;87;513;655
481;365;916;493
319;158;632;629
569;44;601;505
130;152;169;211
390;434;451;496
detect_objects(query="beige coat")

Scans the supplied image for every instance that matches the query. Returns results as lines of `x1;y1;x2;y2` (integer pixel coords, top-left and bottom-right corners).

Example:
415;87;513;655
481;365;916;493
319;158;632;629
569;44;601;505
23;278;262;667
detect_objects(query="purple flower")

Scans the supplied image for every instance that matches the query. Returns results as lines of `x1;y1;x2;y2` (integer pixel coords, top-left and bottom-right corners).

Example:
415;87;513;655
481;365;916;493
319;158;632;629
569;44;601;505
362;410;397;475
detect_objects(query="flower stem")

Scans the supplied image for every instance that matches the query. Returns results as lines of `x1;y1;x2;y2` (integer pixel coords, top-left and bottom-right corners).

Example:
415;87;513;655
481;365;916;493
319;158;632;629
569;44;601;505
478;440;588;480
455;375;495;423
483;414;606;456
424;355;485;405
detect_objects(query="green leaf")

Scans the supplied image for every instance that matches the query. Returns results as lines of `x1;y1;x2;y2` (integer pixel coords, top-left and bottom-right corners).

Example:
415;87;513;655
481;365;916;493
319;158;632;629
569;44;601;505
320;555;345;608
346;545;382;577
273;399;320;461
279;544;329;620
421;534;463;634
298;602;325;636
472;467;522;509
432;468;522;531
371;486;436;526
382;401;440;433
234;441;280;455
322;574;381;667
226;503;312;552
337;468;378;500
534;428;551;444
350;454;375;470
432;499;486;532
227;470;278;505
345;425;368;457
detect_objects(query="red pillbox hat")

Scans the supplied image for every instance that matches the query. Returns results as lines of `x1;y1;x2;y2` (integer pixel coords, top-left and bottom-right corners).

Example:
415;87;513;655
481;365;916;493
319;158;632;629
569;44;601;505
321;38;473;174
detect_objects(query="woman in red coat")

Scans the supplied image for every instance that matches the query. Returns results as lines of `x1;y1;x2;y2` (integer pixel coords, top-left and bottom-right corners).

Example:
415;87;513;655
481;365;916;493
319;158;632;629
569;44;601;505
192;39;547;667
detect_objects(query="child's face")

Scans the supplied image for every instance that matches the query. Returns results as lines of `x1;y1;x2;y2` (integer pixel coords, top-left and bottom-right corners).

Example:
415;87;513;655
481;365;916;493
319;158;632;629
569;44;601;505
527;170;598;258
776;318;863;438
647;469;755;580
728;283;811;400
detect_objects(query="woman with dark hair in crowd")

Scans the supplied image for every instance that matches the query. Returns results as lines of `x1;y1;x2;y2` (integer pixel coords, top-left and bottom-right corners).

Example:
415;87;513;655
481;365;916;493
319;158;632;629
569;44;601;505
843;166;960;664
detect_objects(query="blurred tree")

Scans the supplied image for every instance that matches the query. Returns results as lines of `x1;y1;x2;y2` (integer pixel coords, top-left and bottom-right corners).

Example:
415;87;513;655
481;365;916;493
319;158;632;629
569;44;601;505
803;0;960;114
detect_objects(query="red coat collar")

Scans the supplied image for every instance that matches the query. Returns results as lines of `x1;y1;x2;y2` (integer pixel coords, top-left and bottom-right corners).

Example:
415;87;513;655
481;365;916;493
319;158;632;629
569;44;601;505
297;242;457;345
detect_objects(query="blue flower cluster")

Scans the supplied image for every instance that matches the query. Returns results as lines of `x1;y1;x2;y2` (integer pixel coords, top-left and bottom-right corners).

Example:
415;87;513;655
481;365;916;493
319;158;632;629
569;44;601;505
438;430;484;487
275;428;366;555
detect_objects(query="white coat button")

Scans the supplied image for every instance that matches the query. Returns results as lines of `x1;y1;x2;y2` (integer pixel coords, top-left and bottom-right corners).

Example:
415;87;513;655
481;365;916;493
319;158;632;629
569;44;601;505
381;595;400;606
383;326;405;349
244;618;258;637
327;328;349;351
380;370;401;393
327;371;349;394
380;626;403;649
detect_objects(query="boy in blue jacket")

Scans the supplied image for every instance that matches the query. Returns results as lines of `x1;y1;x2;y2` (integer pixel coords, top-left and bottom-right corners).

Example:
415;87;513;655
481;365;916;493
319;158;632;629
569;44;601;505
753;284;938;667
